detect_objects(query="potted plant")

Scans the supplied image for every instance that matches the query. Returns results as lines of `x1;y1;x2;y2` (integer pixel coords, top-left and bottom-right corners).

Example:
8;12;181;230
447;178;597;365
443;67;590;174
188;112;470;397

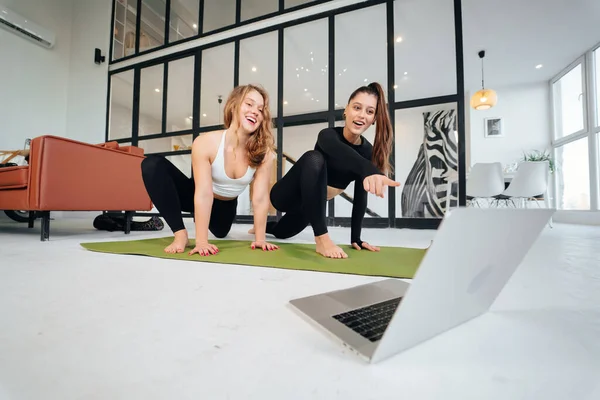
522;150;556;173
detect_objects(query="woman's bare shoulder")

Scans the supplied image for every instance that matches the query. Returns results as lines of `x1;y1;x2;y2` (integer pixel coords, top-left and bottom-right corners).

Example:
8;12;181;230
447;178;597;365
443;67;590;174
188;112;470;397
192;130;224;155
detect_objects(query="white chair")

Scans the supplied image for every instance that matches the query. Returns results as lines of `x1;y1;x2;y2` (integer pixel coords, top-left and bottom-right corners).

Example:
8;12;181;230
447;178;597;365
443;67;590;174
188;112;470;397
466;162;505;207
442;169;459;214
492;161;553;226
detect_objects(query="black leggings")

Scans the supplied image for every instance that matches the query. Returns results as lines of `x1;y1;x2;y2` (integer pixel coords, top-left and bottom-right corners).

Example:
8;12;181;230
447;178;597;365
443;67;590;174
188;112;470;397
141;155;237;238
267;150;328;238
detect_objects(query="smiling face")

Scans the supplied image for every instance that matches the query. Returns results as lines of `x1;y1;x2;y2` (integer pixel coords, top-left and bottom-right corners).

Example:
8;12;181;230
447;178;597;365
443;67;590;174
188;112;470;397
344;92;378;136
237;89;265;133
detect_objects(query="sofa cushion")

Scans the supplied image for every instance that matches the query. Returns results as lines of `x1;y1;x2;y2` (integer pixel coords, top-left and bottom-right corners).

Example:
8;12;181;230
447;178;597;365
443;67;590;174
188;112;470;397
0;165;28;189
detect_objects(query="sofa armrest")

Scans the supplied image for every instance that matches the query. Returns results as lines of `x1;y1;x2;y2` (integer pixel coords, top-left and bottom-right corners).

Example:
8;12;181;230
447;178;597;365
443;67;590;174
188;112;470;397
28;135;152;211
97;141;144;156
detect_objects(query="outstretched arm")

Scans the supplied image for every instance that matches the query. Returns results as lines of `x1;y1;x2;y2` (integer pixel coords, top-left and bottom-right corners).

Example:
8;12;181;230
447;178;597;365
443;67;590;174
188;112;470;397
317;128;400;198
190;135;216;255
251;152;279;251
316;128;382;180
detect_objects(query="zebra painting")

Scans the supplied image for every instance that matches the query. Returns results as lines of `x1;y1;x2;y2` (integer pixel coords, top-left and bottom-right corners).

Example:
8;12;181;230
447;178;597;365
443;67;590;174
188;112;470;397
401;109;458;218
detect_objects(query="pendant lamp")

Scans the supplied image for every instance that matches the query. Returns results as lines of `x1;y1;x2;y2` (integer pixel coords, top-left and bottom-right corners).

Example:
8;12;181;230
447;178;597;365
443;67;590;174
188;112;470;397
470;50;497;110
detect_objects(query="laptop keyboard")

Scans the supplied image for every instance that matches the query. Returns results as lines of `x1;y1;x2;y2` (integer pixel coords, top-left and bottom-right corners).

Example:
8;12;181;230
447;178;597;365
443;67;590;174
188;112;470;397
332;297;403;342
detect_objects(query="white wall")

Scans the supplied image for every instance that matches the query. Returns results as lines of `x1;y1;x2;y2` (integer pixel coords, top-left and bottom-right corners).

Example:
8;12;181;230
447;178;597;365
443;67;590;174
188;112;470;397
0;0;74;150
0;0;112;150
65;0;112;145
467;82;551;169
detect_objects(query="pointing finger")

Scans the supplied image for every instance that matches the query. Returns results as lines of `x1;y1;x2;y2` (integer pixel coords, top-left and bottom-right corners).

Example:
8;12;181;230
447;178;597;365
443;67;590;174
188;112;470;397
385;177;401;187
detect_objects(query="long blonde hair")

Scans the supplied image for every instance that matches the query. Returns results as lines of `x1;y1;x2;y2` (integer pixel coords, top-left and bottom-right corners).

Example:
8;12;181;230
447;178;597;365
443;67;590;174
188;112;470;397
223;84;274;168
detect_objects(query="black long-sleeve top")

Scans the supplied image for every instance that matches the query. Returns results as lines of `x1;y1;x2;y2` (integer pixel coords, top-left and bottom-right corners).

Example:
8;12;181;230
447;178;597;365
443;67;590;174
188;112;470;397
314;127;384;246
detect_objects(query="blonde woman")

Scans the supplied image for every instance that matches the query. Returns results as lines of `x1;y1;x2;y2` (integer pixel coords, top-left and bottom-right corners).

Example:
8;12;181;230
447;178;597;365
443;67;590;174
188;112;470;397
142;84;279;256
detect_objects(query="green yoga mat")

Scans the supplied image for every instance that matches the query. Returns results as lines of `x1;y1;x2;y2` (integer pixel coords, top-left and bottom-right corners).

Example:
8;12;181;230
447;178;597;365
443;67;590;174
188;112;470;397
80;238;427;278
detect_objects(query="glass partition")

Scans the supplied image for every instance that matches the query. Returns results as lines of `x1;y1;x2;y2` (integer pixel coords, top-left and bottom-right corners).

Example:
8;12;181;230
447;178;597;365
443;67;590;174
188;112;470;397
393;0;456;101
200;43;235;127
241;0;278;22
169;0;199;44
203;0;236;33
239;31;279;117
112;0;138;60
285;0;318;8
167;57;195;133
283;18;328;116
108;70;135;140
334;4;387;111
138;135;193;154
139;64;164;136
140;0;166;52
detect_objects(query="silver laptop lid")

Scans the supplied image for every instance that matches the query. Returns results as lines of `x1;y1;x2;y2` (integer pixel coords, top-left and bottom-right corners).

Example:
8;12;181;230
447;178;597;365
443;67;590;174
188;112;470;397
371;207;554;363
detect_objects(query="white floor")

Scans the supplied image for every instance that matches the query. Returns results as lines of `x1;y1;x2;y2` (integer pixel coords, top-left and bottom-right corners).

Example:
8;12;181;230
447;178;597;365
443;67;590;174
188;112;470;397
0;213;599;400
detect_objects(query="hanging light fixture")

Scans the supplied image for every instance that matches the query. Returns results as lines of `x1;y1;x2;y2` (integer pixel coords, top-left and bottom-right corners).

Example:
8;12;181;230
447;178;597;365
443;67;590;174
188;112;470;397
470;50;497;110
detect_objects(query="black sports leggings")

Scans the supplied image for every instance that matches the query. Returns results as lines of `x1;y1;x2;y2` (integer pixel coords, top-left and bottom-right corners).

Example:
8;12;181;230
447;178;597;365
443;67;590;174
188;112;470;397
267;150;328;238
141;155;237;238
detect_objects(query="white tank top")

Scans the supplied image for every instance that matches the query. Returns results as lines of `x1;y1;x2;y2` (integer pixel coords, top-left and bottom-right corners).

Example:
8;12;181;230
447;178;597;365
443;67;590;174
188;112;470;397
211;130;256;198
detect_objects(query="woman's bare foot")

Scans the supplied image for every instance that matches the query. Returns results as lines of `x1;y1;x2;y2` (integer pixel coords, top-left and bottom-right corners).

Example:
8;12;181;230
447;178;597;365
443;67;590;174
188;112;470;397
165;230;189;254
247;227;255;234
315;234;347;259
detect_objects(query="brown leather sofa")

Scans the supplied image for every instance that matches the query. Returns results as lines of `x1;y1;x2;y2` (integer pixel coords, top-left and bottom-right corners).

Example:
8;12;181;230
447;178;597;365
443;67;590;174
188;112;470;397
0;135;152;240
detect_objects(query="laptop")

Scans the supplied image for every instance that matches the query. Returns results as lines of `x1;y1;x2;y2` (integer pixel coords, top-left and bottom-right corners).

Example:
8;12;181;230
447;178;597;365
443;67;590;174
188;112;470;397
289;207;555;363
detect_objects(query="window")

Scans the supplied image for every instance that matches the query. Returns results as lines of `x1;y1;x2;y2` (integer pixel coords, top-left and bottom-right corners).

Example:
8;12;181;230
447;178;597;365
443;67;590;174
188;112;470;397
140;0;166;52
200;43;235;127
169;0;199;44
167;57;195;133
334;4;387;110
285;0;318;8
108;70;134;140
283;19;328;116
595;48;600;127
241;0;278;22
138;135;193;154
105;0;469;226
203;0;236;33
393;0;456;101
552;63;585;139
555;138;590;210
395;104;459;218
112;0;138;60
139;64;164;136
239;32;279;117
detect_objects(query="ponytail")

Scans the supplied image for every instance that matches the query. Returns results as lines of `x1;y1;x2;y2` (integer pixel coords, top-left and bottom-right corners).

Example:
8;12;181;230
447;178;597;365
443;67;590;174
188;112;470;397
367;82;393;176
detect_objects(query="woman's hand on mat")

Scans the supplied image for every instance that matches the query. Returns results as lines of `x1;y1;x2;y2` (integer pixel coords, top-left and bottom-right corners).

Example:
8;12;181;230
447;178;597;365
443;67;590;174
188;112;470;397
251;241;279;251
352;242;380;252
363;175;401;198
189;241;219;256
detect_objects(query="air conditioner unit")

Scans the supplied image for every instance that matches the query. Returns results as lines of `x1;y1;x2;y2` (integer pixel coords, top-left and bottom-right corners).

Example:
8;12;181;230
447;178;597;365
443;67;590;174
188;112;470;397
0;5;55;48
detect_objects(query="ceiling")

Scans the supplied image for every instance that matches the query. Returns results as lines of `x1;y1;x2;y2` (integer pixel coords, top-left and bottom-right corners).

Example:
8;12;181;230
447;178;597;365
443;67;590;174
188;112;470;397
462;0;600;91
109;0;600;140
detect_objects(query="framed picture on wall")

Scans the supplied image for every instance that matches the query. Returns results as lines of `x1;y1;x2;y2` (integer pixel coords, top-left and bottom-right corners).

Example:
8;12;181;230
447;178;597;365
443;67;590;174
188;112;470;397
484;117;503;138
